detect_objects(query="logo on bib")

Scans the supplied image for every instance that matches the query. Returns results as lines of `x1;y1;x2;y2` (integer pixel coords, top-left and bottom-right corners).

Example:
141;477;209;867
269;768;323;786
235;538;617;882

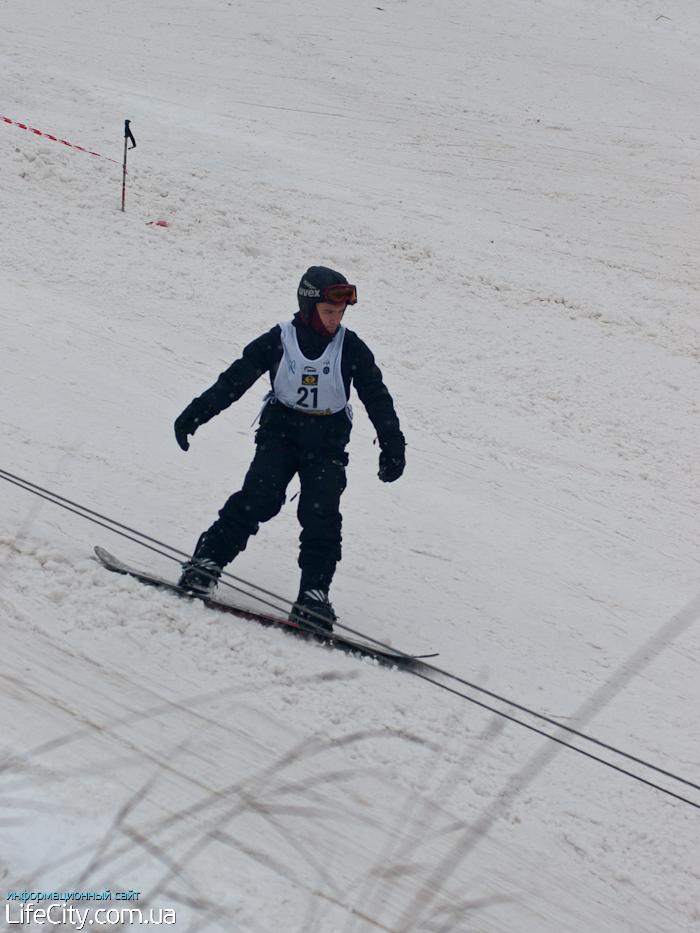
304;366;317;373
302;374;319;386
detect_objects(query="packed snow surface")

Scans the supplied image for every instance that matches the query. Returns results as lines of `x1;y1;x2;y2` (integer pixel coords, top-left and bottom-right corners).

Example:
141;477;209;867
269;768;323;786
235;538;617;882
2;0;700;929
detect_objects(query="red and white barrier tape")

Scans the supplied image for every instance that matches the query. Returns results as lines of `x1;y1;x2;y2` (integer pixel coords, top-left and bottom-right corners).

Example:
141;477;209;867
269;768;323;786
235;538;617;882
2;117;123;167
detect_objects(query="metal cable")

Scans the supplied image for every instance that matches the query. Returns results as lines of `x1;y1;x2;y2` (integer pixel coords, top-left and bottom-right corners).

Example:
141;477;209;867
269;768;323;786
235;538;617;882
2;466;698;810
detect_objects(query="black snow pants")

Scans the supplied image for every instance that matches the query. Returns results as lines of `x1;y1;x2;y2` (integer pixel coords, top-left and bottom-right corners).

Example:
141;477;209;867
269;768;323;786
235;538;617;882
199;402;351;578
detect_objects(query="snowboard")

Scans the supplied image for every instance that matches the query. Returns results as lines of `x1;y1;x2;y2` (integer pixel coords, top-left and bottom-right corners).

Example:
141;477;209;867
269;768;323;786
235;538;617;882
94;547;429;669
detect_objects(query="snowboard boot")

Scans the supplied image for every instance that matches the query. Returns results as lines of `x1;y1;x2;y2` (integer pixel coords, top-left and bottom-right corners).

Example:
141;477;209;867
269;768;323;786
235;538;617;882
178;557;221;596
178;532;225;596
289;572;336;634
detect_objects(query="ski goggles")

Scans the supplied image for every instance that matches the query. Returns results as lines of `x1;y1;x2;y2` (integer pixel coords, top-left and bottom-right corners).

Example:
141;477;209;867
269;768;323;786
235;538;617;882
324;284;357;305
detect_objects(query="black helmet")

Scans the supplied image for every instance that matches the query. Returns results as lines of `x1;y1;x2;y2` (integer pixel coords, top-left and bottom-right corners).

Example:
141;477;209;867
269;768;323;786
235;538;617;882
297;266;351;325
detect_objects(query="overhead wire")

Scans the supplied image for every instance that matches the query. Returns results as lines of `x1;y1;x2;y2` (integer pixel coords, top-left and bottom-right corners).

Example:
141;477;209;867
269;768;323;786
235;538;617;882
2;466;699;811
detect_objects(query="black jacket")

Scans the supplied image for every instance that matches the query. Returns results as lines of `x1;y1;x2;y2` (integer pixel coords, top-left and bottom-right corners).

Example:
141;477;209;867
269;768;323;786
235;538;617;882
185;313;403;445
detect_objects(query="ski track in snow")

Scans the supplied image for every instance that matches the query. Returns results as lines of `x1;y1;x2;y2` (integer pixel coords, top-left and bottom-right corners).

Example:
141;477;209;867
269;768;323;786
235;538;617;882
2;0;700;929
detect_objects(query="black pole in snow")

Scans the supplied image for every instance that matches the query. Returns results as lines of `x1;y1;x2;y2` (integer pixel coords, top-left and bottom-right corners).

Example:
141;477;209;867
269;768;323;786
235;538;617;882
121;120;136;212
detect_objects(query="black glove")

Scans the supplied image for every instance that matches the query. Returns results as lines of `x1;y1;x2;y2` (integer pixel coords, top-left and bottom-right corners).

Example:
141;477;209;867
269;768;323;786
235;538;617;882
378;433;406;483
174;404;203;451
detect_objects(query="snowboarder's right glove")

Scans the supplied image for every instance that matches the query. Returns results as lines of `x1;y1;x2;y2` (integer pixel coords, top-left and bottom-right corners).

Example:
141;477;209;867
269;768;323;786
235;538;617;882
174;404;202;451
378;433;406;483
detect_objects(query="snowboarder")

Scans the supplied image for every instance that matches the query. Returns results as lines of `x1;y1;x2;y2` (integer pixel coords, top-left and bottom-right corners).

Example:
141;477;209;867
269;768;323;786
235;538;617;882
174;266;405;631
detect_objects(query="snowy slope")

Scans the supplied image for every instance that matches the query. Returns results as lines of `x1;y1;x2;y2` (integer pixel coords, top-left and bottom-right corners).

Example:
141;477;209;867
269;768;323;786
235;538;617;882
2;0;700;929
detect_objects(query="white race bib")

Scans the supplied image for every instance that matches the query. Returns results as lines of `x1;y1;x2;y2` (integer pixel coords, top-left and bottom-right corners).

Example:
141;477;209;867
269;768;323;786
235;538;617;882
271;320;351;418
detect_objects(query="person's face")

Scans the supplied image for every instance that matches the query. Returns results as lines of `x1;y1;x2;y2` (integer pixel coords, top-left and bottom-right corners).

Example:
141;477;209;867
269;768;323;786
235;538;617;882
315;302;346;334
